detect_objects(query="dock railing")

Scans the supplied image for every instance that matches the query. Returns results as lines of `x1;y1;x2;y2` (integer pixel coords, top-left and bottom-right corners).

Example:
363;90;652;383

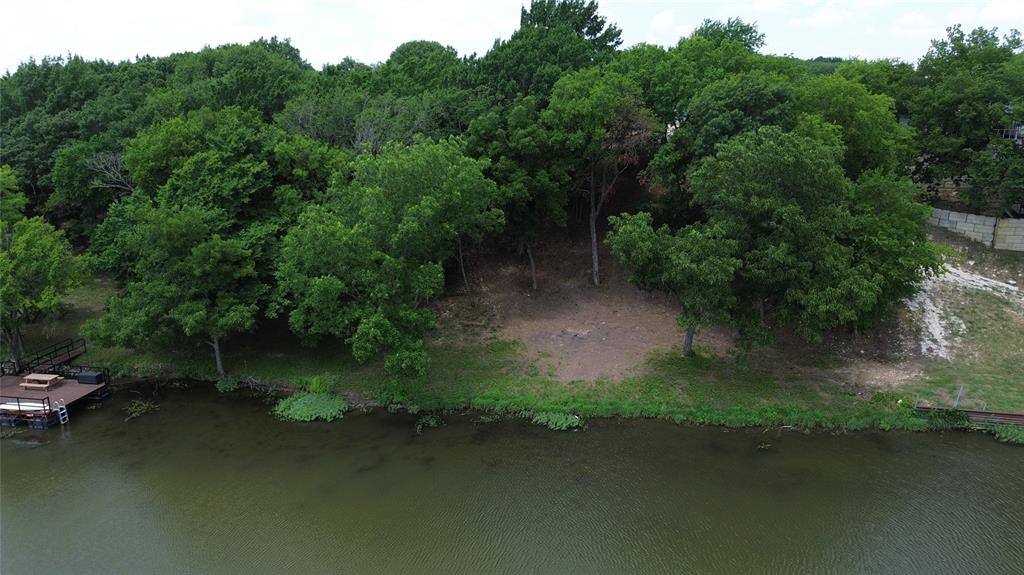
17;338;88;373
0;394;52;414
0;394;54;427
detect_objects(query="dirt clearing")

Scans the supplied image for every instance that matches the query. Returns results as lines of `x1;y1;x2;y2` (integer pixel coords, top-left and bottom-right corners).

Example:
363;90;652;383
467;229;705;381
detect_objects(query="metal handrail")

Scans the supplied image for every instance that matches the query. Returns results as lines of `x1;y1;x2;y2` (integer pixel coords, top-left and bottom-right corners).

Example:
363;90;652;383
19;338;87;372
0;394;52;414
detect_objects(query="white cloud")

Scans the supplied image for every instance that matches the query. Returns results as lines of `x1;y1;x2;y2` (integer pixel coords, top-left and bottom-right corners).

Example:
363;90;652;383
643;8;694;46
650;9;677;32
752;0;787;13
979;0;1024;21
790;7;852;29
948;5;978;24
855;0;891;10
888;10;941;54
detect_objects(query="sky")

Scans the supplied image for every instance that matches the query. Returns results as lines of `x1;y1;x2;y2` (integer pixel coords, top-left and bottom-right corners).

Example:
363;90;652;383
3;0;1023;73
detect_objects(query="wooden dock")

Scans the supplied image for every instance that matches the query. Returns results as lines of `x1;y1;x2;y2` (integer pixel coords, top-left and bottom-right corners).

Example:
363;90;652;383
1;374;110;428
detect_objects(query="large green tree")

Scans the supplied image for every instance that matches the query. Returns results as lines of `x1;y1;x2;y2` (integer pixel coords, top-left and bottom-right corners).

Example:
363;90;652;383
275;138;504;378
544;67;659;286
86;203;263;376
835;58;916;118
607;212;739;354
1;166;86;371
480;0;620;104
967;138;1024;212
88;107;341;374
909;25;1022;190
467;95;570;289
0;38;311;223
796;74;912;178
610;127;939;350
686;127;939;342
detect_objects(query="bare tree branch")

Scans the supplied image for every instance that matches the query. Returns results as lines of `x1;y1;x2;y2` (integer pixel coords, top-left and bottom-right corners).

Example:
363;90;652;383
86;152;135;193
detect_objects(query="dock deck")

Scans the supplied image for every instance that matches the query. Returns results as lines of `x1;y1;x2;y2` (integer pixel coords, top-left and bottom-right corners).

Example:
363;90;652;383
1;374;106;404
1;374;109;428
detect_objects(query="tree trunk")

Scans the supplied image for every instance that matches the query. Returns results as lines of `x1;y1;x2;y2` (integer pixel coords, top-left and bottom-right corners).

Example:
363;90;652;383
589;182;600;287
683;325;696;356
457;236;471;295
210;338;225;378
526;243;538;291
4;326;25;373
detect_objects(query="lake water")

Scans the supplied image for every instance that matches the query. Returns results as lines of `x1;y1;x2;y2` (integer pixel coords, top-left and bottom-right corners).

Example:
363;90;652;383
2;387;1022;574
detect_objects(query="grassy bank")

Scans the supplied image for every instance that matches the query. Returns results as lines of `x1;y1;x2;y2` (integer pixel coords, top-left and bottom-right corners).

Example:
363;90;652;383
907;290;1024;412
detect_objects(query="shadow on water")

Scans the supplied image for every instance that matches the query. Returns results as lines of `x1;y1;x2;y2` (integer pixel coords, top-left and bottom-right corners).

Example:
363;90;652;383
353;454;389;475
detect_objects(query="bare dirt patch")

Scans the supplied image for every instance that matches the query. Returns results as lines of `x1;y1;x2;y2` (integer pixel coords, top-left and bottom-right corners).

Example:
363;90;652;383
462;227;720;381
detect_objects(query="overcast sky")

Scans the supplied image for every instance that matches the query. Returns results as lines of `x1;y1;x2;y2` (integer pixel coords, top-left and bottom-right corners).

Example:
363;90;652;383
3;0;1022;73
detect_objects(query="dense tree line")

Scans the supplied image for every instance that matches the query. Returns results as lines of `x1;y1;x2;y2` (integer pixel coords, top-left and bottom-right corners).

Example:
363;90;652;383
1;1;1018;375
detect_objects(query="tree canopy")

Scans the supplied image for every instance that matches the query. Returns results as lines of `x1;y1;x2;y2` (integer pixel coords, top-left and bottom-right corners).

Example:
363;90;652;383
0;3;989;379
1;166;87;370
614;127;940;349
274;138;504;378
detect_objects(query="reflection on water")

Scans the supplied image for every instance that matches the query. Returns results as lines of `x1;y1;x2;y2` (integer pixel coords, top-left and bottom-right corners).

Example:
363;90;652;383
2;388;1022;575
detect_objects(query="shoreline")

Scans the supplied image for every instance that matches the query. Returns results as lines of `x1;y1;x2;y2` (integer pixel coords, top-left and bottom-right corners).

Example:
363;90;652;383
105;377;1024;445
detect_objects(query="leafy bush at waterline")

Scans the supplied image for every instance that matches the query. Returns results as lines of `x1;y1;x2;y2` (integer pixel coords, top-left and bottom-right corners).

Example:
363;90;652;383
925;408;972;431
528;411;582;431
292;375;337;394
991;425;1024;445
273;393;348;422
215;376;241;393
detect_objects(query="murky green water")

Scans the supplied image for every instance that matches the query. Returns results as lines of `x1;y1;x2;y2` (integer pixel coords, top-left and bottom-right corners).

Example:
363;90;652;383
2;387;1022;574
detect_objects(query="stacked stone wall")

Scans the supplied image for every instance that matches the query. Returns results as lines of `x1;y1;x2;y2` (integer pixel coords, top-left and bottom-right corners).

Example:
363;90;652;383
994;218;1024;251
931;208;1024;251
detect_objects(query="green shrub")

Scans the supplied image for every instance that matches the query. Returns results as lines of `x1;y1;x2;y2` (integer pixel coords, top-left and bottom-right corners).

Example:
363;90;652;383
870;390;912;409
273;393;348;422
375;382;406;407
527;411;582;431
926;408;972;431
215;376;240;393
292;375;336;394
990;425;1024;445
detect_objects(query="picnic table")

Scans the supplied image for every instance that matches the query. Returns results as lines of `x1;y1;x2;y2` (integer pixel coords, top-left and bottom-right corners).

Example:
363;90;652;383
19;373;63;391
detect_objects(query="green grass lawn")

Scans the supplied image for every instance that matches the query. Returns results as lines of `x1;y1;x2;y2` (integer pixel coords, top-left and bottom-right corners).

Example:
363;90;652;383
408;339;923;430
906;289;1024;412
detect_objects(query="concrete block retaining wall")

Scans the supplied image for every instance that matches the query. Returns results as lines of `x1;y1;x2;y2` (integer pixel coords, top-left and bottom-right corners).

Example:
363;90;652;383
995;218;1024;251
931;208;1024;251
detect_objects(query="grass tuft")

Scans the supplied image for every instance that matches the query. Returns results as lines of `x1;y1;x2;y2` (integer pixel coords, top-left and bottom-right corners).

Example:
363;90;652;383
273;394;348;422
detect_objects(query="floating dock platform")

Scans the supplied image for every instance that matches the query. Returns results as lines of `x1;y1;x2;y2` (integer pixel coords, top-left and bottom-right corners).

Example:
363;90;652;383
1;372;110;428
